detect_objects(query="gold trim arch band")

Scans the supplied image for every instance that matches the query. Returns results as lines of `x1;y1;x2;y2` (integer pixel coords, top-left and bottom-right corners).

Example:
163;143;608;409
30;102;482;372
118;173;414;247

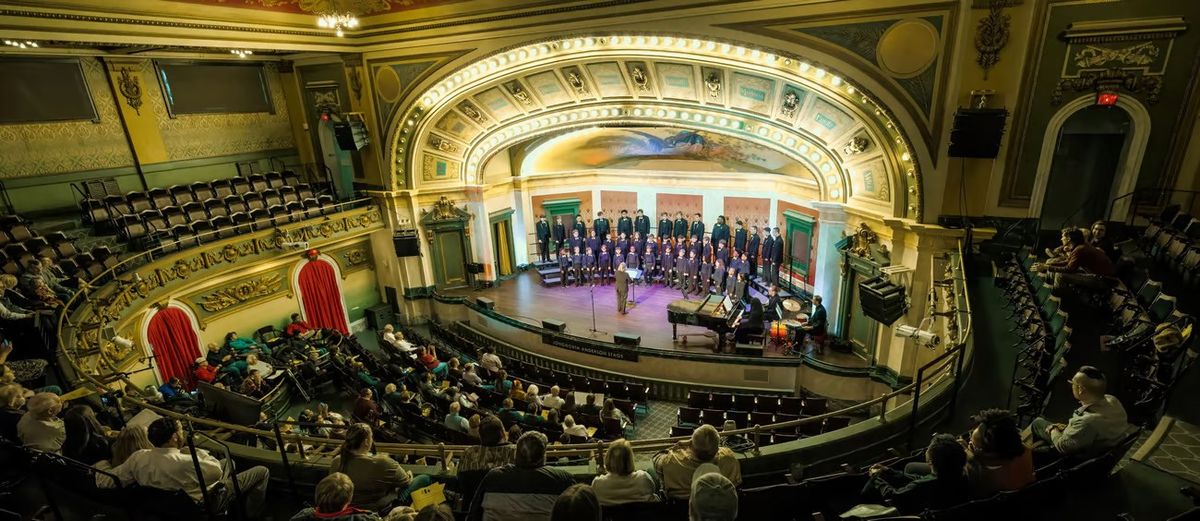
388;34;924;221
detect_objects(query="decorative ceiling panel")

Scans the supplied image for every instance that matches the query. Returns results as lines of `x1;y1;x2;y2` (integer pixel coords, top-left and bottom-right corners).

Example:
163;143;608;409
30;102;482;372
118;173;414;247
728;72;774;114
655;62;698;101
585;63;630;97
524;71;573;106
473;87;522;120
167;0;466;15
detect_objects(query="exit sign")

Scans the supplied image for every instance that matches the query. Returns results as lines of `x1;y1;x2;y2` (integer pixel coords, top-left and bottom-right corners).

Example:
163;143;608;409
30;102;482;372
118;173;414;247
1096;91;1119;106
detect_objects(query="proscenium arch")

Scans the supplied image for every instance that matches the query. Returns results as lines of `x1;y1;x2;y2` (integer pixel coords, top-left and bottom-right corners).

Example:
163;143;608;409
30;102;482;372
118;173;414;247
390;34;923;220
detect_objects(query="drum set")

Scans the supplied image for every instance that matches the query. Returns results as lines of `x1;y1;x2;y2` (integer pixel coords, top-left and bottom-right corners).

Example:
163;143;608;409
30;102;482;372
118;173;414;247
769;299;809;356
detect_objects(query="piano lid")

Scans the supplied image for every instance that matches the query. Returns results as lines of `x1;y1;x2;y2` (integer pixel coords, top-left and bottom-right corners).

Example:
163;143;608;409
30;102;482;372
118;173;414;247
696;294;734;317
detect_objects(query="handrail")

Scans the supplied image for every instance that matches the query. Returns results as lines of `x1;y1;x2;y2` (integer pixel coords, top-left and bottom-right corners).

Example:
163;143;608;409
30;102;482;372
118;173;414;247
1109;188;1200;226
55;210;974;469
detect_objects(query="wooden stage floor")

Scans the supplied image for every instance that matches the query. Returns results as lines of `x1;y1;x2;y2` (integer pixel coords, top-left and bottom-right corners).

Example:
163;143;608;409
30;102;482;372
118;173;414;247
447;271;865;366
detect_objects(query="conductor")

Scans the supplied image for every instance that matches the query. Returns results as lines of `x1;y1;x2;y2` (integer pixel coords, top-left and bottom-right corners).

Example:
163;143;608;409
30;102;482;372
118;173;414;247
615;262;631;315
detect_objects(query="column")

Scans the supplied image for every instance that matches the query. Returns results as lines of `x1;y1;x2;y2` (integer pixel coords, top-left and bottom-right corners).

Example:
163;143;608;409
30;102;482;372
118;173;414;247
464;186;496;281
512;179;533;263
810;201;848;336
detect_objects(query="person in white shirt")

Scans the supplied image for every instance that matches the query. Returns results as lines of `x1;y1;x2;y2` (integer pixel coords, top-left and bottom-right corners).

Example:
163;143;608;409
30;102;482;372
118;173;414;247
541;386;566;410
591;438;658;506
462;363;484;387
1029;365;1131;456
112;418;270;517
381;325;417;357
18;392;64;452
561;415;589;439
479;347;503;375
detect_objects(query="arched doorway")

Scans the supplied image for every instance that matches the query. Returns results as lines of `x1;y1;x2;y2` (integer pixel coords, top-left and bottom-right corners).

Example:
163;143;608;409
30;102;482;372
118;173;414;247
145;306;202;387
1040;105;1131;229
296;258;350;334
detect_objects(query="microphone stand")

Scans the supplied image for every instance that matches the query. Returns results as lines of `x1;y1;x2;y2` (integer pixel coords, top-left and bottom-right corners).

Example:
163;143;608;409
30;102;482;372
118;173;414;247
588;284;606;337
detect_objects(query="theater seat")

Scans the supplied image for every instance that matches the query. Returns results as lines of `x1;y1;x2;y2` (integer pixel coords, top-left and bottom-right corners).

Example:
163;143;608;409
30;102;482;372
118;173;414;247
169;185;195;205
147;188;173;209
211;178;234;198
190;181;216;201
162;207;186;227
80;198;109;226
262;189;284;207
224;194;248;214
282;170;300;186
248;173;269;192
127;192;152;213
230;212;253;234
280;186;300;204
265;171;285;189
297;184;314;199
182;202;206;222
6;223;33;243
103;194;133;217
210;216;235;238
230;177;251;195
203;198;228;219
249;208;274;230
24;237;54;259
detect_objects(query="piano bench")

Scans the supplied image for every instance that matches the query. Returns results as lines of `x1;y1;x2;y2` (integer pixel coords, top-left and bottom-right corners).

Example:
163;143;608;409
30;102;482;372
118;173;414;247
734;342;764;357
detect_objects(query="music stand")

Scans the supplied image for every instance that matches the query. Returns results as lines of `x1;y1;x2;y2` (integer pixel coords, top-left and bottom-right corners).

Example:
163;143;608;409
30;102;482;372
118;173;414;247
626;267;643;305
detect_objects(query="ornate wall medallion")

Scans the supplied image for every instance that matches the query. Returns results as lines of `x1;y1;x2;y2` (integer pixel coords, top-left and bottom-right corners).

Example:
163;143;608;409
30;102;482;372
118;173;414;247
117;67;143;114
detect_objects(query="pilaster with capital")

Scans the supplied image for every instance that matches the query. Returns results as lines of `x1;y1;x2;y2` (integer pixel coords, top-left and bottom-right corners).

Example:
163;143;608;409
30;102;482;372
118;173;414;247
811;201;848;336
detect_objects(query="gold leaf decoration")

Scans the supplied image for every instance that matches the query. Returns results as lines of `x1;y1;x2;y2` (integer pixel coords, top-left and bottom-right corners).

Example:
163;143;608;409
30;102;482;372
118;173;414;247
200;273;284;312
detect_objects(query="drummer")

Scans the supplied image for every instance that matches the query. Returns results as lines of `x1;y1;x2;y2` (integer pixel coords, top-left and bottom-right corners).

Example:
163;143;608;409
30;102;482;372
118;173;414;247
798;295;827;355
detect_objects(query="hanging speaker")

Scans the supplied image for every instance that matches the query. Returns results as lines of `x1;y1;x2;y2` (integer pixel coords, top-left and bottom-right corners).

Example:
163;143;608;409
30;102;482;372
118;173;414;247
393;230;420;257
859;275;907;326
948;108;1008;159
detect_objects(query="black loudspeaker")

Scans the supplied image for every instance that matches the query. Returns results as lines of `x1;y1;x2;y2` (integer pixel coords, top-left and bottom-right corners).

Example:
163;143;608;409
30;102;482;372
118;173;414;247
859;275;907;326
948;108;1008;159
364;304;393;331
393;231;420;257
614;332;641;347
542;319;567;332
476;297;495;310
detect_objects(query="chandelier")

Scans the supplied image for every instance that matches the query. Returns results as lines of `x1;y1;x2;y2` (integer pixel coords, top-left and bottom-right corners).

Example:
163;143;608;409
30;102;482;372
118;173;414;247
317;12;359;37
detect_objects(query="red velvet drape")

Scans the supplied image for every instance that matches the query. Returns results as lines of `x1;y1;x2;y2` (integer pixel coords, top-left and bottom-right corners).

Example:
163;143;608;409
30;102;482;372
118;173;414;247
299;259;349;334
147;307;201;388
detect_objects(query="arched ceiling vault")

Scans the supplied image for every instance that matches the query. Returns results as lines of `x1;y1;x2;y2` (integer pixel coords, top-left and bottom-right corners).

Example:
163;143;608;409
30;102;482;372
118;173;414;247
390;34;922;220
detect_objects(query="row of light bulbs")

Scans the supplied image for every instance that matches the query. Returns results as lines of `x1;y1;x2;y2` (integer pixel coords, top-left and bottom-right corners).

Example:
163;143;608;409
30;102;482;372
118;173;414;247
4;40;38;49
230;49;253;58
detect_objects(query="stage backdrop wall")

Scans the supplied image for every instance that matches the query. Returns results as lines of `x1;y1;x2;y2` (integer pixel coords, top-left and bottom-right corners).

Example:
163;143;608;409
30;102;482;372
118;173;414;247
600;190;638;219
656;193;703;225
531;190;593;220
722;196;771;235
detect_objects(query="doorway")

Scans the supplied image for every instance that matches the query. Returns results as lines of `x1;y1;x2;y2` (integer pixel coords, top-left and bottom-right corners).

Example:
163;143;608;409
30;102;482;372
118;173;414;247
1039;105;1131;230
491;211;516;278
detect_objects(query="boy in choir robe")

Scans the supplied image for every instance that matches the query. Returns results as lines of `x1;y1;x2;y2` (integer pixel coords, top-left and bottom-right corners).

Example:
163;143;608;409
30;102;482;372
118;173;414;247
659;212;674;239
732;272;748;303
724;267;741;300
557;247;571;286
617;210;633;238
737;253;751;278
660;246;675;287
634;209;651;237
733;220;747;254
674;248;688;290
688;237;703;258
553;216;567;259
712;215;730;248
572;247;586;287
615;233;629;259
597;245;613;285
715;240;730;267
569;228;584;253
536;214;551;263
700;236;714;263
760;230;775;283
573;214;587;239
690;213;706;242
587;230;600;259
728;254;743;277
625;245;640;273
646;233;659;255
642;244;657;286
712;260;727;295
583;247;597;285
632;231;646;256
747;227;761;279
673;211;689;240
698;257;714;294
594;210;610;239
684;250;700;295
611;245;624;280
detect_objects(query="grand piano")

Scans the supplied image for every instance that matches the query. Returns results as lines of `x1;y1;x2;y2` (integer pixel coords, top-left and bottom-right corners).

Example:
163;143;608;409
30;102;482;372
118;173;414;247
667;294;744;352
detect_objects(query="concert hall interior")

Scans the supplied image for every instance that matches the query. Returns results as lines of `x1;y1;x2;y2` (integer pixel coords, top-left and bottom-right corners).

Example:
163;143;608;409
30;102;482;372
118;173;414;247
3;1;1200;520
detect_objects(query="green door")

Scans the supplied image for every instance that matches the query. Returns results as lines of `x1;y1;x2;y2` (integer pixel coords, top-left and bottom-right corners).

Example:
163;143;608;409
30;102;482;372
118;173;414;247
433;231;468;289
782;210;815;292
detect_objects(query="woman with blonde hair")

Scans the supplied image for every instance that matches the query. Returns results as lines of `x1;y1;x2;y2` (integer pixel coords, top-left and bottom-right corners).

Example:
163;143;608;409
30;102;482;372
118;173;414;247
590;438;658;506
18;392;64;452
95;425;153;488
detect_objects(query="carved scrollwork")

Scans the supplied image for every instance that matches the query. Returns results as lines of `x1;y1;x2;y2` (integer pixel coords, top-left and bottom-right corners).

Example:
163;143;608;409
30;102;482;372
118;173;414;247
1074;41;1160;69
1051;67;1162;105
457;101;485;123
630;67;650;92
566;71;588;95
781;91;800;118
117;67;143;115
849;223;879;258
704;72;722;99
975;0;1012;79
199;273;283;313
506;82;533;105
842;136;870;155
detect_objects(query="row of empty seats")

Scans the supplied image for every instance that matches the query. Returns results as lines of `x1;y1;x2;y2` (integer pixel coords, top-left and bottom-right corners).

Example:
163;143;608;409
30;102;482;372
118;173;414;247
0;214;111;281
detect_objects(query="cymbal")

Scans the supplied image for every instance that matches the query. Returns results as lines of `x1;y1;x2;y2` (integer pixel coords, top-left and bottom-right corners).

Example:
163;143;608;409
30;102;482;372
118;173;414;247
781;319;804;327
782;299;802;312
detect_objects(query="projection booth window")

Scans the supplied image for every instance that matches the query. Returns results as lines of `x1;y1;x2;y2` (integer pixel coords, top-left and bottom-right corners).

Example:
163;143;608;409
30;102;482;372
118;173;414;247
0;58;98;124
156;61;273;117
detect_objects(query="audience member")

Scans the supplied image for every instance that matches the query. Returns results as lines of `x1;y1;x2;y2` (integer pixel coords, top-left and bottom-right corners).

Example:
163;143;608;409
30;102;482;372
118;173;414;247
419;346;448;376
18;259;63;309
240;369;266;397
459;416;516;473
862;434;969;513
479;347;503;375
1036;228;1115;291
525;384;542;408
1090;220;1120;262
509;380;527;402
18;392;64;452
591;438;658;506
0;275;37;321
159;377;188;400
468;414;482;438
462;363;484;387
291;472;383;521
601;398;630;428
654;424;742;499
413;505;454;521
562;415;589;439
286;313;314;338
112;418;270;516
331;423;417;511
497;398;524;426
354;388;382;425
445;402;469;434
468;431;575;521
62;404;113;465
551;483;601;521
448;357;464;381
94;424;153;488
689;463;738;521
1029;366;1130;458
194;358;218;383
542;386;565;410
578;394;600;417
381;325;417;356
0;384;26;442
958;409;1034;496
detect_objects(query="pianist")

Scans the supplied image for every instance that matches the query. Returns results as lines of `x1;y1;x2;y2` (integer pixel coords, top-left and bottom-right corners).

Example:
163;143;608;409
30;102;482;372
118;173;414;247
733;299;765;346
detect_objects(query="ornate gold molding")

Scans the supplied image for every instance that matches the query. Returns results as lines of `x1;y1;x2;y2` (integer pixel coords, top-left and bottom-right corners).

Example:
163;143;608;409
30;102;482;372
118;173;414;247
849;223;879;258
116;67;144;115
198;273;284;313
974;0;1013;80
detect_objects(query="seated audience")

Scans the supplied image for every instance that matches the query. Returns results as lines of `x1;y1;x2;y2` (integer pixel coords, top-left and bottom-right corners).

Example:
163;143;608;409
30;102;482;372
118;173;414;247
497;398;524;426
479;347;503;375
245;353;273;377
552;483;601;521
35;255;74;302
331;423;419;511
462;363;484;387
95;424;153;487
1090;220;1120;262
689;463;738;521
906;409;1032;497
0;384;26;442
159;377;189;400
654;424;742;499
559;394;577;417
1036;228;1115;291
19;259;63;309
862;434;969;513
602;398;630;426
291;472;383;521
509;380;527;402
561;415;589;439
0;274;38;321
458;415;516;473
541;386;565;410
445;402;469;434
577;394;600;417
418;346;447;376
468;431;575;521
413;505;454;521
381;324;417;355
525;384;542;408
194;358;218;383
286;313;314;338
62;404;113;465
1029;366;1130;458
448;357;464;381
111;418;270;517
591;438;657;506
225;330;268;355
18;392;64;452
468;414;482;438
240;369;267;398
353;388;383;425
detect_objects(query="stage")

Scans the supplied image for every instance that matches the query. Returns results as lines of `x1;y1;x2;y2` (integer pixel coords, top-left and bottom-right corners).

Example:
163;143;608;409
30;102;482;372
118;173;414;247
445;270;867;367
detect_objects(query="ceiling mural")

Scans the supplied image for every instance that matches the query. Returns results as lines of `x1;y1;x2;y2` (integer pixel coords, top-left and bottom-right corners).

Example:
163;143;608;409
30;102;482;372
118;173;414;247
519;126;815;176
168;0;463;14
389;36;924;220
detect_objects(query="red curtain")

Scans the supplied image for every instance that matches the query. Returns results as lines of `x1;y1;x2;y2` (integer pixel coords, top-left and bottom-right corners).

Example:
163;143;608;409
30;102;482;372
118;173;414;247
299;259;349;334
147;307;202;388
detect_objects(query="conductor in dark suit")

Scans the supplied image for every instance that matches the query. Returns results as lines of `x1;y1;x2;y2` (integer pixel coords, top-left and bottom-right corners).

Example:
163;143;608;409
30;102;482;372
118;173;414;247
634;209;651;237
615;262;631;314
769;227;785;286
673;211;689;240
552;216;567;259
659;212;673;239
535;215;551;263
